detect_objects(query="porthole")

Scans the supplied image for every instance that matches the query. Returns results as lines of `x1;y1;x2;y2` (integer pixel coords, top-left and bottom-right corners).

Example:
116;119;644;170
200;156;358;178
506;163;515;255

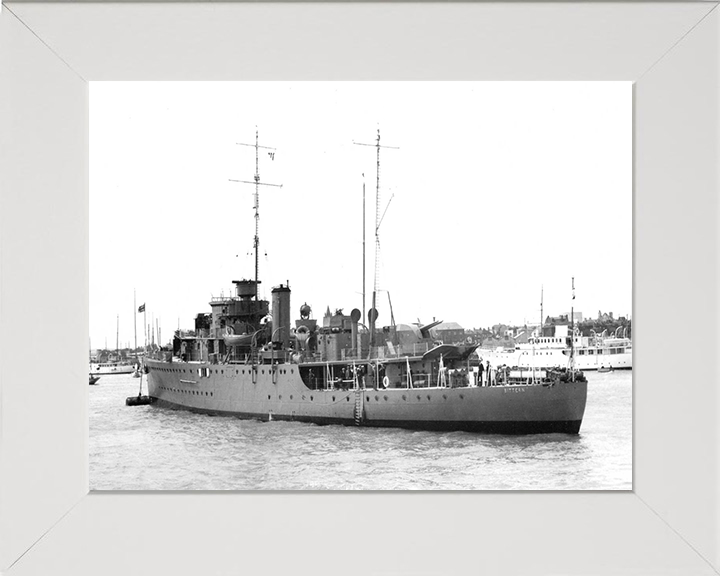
417;395;421;401
460;394;465;400
310;396;314;401
268;395;271;400
384;395;388;401
332;396;336;401
290;395;293;400
375;396;379;401
402;395;406;401
427;395;431;401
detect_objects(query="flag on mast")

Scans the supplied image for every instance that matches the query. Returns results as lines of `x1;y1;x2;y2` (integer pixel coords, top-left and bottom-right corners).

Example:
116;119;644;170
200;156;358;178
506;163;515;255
138;303;146;313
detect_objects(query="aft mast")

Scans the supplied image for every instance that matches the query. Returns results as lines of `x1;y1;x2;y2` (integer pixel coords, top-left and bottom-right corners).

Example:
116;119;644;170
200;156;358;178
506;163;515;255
570;277;576;380
230;129;283;299
362;175;366;335
353;128;398;355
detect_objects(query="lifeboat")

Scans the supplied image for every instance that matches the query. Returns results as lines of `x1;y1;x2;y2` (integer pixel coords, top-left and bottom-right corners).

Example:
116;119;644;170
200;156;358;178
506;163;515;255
223;326;254;347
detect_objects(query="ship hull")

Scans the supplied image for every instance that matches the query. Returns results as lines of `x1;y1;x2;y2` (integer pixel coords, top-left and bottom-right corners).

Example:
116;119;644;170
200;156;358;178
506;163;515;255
146;359;587;435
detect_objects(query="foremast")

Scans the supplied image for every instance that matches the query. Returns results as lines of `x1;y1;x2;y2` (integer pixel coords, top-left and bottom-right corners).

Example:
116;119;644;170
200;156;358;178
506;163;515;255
172;130;288;364
230;129;283;301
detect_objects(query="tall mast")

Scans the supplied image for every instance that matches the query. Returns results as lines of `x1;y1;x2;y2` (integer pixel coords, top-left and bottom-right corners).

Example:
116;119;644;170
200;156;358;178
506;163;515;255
540;285;544;337
362;175;366;328
230;129;283;300
570;277;576;378
134;290;138;355
116;314;119;353
353;128;398;353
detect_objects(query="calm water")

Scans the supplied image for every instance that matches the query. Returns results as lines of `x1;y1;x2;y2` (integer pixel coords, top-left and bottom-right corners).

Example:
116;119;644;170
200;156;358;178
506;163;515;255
89;371;632;490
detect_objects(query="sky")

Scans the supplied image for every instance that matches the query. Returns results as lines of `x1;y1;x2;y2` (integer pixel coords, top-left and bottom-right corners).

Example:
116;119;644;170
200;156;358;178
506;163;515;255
90;81;631;350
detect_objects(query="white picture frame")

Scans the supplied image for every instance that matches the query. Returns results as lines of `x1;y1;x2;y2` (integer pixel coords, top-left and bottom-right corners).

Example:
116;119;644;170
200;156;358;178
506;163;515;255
1;2;718;575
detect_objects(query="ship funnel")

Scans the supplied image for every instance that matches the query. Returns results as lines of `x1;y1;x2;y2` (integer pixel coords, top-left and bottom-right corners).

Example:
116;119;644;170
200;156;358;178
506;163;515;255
271;284;291;350
350;308;361;355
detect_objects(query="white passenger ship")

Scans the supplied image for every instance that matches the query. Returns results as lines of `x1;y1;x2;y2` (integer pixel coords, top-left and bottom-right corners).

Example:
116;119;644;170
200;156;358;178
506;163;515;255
481;324;632;371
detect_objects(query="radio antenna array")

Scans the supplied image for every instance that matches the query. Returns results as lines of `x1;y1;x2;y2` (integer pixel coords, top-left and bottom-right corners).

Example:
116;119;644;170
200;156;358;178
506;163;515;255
229;128;283;300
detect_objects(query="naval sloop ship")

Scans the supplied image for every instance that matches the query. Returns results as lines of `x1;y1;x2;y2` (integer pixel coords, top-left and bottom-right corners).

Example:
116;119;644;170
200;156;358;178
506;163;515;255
144;131;587;434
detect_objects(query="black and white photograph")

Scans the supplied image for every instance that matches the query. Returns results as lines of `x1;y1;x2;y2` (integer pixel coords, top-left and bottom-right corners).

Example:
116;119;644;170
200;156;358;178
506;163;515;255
89;81;631;490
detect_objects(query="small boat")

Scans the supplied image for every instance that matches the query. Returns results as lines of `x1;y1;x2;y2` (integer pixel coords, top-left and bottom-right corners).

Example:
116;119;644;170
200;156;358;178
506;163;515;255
89;374;100;385
223;326;255;347
597;366;614;373
89;361;136;376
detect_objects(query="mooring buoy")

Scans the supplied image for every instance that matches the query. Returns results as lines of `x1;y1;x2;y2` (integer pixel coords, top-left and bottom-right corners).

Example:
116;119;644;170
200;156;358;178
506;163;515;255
126;395;155;407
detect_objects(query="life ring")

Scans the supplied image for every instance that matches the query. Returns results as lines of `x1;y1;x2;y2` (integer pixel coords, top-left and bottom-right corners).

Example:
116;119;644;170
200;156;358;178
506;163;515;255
381;376;389;389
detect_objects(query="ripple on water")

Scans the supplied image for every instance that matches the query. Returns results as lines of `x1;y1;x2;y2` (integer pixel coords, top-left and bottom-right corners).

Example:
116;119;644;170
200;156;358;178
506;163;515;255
90;371;632;490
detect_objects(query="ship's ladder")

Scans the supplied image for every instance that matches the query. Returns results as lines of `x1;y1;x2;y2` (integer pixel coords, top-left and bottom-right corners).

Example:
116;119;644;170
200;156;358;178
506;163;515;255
325;363;334;391
353;389;364;426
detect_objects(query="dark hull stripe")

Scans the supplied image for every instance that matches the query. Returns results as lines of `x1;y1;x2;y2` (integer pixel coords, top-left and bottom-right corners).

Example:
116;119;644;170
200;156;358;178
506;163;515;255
584;367;632;371
152;398;582;435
